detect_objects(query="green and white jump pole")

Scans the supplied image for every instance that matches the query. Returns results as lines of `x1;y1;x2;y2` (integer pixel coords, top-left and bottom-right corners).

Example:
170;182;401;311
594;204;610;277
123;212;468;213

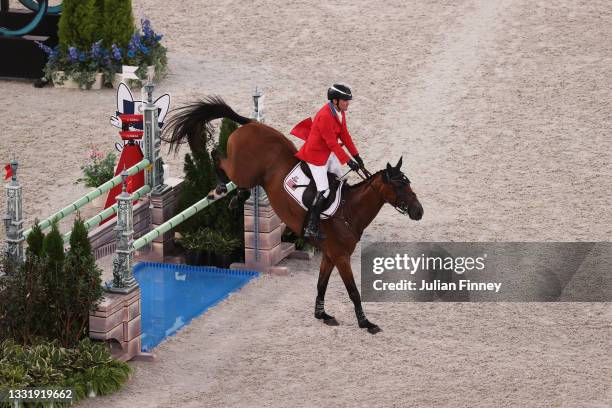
23;159;151;238
62;184;151;243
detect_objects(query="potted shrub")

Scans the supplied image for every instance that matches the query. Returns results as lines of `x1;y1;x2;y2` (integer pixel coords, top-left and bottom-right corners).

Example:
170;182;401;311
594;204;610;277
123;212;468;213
211;231;241;268
38;41;113;90
37;1;167;89
179;228;216;266
178;230;202;266
121;19;167;87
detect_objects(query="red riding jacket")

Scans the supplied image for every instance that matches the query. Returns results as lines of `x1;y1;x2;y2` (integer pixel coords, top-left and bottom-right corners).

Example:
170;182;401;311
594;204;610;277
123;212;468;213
295;102;359;166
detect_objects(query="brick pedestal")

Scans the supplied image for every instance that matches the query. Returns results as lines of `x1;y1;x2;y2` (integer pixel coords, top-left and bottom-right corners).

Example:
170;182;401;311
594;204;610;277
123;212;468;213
89;288;153;361
232;197;294;275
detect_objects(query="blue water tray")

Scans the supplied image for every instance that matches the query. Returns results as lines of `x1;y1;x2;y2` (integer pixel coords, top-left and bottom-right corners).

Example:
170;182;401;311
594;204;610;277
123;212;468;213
133;262;259;352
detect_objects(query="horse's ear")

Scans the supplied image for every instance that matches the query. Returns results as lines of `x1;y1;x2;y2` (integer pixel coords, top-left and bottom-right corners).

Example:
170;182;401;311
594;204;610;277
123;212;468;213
386;162;393;172
396;156;403;169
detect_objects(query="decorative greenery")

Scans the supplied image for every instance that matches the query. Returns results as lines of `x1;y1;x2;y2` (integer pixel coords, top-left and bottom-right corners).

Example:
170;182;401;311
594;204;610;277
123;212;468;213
0;338;131;405
26;220;44;258
125;19;168;82
217;115;239;157
59;217;104;347
76;144;117;188
178;227;241;255
102;0;135;49
176;118;244;263
38;7;168;88
0;217;103;348
57;0;101;51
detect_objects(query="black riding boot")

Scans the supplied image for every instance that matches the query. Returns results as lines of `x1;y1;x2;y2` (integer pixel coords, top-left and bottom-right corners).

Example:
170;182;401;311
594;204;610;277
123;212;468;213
304;191;326;240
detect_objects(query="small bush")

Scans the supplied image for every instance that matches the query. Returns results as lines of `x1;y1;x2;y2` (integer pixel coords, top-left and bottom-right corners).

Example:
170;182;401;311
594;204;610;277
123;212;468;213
0;338;131;405
0;216;103;348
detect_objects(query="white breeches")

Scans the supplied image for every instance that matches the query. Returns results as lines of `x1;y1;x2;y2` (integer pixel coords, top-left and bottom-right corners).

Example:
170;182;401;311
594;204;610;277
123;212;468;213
307;153;343;192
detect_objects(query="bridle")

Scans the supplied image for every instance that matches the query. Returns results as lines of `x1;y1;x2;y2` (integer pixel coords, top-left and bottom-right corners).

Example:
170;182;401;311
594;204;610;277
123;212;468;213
343;166;413;215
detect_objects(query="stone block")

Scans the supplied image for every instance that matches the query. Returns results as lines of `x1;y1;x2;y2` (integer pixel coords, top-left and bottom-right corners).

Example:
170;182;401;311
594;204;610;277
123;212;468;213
244;227;282;250
90;304;125;332
124;315;141;342
127;298;140;320
89;321;124;342
124;335;142;361
244;214;281;232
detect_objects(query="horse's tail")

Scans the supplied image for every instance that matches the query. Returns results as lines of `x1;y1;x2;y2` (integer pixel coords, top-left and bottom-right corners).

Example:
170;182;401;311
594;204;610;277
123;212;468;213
162;96;252;155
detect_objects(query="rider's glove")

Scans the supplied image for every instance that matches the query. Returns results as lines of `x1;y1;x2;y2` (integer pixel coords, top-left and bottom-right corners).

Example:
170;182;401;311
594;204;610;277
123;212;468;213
354;154;364;169
348;159;360;171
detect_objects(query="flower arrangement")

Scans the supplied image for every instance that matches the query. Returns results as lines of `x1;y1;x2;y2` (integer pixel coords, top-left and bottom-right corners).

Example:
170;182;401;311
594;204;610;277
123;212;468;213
76;144;117;188
124;19;168;81
37;19;167;89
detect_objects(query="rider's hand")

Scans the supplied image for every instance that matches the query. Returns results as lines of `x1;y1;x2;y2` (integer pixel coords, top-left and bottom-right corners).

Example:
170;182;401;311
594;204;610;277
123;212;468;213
348;159;360;171
354;154;364;169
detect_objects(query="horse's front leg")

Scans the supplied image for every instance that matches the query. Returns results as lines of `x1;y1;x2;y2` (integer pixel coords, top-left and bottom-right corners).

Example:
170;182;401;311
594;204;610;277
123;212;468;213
335;257;381;334
315;253;338;326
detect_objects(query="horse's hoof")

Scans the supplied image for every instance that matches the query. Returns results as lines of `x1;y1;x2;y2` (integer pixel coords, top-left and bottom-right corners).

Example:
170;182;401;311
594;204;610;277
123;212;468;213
323;317;339;326
359;319;381;334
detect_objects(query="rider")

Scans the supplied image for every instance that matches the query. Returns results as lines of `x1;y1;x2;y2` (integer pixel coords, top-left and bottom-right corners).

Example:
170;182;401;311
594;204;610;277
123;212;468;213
295;84;364;239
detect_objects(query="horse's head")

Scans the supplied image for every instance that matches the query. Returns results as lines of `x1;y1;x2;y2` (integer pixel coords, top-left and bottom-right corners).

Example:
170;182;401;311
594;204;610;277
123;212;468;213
376;157;423;220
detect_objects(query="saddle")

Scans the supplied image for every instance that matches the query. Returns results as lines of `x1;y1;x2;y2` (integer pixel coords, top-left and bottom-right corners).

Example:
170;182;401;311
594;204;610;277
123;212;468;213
283;162;346;218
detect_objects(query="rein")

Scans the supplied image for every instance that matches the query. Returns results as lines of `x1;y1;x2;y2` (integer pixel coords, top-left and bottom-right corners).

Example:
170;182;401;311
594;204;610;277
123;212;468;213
351;166;410;216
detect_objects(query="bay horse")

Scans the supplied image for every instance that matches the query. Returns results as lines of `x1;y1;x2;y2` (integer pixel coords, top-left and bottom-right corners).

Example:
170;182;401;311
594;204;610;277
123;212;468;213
162;97;423;334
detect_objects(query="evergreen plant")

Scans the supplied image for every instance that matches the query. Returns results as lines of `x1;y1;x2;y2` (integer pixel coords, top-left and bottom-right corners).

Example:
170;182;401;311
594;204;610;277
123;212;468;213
58;0;103;50
102;0;135;49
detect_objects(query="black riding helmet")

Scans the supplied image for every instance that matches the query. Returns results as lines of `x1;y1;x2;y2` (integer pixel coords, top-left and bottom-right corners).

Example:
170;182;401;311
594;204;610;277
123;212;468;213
327;84;352;101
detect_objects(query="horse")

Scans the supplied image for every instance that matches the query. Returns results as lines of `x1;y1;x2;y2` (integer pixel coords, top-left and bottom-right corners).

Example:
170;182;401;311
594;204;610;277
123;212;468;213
162;97;423;334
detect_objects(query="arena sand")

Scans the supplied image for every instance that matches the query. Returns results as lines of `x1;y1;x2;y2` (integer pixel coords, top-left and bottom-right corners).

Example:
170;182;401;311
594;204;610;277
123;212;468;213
0;0;610;406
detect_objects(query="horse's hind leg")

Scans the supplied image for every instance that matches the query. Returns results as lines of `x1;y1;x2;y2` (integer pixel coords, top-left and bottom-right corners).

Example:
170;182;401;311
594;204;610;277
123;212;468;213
315;253;339;326
229;188;251;209
210;149;231;197
336;257;381;334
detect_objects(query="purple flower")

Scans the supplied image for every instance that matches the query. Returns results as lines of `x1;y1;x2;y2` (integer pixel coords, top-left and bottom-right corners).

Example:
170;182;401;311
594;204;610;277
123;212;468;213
111;44;122;60
128;33;141;52
68;46;78;63
139;45;150;55
127;50;135;58
141;19;153;36
155;34;163;42
35;41;53;55
90;40;102;59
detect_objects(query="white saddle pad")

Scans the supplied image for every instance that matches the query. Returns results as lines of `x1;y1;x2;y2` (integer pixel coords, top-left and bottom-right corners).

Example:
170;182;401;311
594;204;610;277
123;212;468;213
283;163;344;219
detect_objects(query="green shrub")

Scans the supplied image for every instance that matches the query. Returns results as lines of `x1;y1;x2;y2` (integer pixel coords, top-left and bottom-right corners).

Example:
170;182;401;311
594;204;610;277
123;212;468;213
58;0;102;50
218;117;238;157
102;0;135;49
26;220;44;258
0;338;131;405
58;217;103;347
176;118;244;251
0;216;103;348
0;252;47;345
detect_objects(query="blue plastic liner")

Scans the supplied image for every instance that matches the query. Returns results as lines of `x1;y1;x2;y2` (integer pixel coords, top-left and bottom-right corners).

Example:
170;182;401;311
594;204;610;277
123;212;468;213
133;262;259;352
